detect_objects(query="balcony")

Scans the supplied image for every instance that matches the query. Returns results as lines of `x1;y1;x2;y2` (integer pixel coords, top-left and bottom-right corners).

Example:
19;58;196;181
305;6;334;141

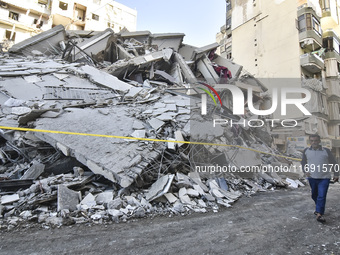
224;37;232;48
298;6;322;51
1;0;51;15
299;31;322;51
323;30;340;63
300;53;324;73
324;51;340;63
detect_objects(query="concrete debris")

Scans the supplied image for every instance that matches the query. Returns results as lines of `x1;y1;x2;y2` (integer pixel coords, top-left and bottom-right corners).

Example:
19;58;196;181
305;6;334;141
1;194;20;205
164;193;178;204
0;25;307;229
20;161;45;180
145;174;174;202
57;184;81;212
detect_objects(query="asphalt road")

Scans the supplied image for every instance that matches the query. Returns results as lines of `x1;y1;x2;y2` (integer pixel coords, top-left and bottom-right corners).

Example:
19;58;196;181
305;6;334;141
1;184;340;255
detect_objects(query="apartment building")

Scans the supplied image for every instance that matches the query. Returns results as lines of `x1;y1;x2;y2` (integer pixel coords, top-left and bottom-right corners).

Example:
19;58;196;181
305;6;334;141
0;0;136;47
216;0;340;159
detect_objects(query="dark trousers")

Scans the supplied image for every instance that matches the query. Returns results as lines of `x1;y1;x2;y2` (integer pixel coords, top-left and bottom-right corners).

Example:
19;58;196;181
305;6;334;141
308;178;330;215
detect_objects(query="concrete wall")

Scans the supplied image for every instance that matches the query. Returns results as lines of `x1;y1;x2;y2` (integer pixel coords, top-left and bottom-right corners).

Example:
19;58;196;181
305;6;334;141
231;0;301;80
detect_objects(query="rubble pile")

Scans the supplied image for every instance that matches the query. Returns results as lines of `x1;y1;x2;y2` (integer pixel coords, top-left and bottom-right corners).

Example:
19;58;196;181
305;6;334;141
0;26;304;230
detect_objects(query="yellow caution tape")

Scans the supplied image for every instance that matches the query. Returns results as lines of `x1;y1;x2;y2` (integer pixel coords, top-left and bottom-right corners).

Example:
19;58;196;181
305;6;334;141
0;126;302;161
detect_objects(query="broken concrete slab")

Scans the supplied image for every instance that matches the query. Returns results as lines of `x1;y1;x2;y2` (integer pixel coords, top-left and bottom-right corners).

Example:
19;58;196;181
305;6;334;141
188;172;209;192
1;194;20;205
164;193;178;204
176;172;194;188
286;178;299;188
150;33;185;52
132;120;145;130
57;184;81;212
107;198;123;210
192;42;220;60
148;118;165;130
145;174;174;202
80;193;96;208
173;52;197;84
9;25;66;56
154;70;176;83
167;138;176;150
56;142;70;157
105;48;173;78
77;65;132;92
125;87;143;100
120;30;151;44
34;107;162;188
178;187;196;206
108;209;123;218
24;75;42;83
193;184;206;195
95;191;114;204
1;77;44;101
11;107;31;116
186;188;200;197
71;28;114;62
175;130;185;147
131;130;146;138
21;161;45;180
197;55;220;84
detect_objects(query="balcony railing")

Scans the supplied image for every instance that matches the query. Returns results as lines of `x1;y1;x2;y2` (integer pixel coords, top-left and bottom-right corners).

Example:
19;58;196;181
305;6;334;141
300;53;324;73
324;51;340;63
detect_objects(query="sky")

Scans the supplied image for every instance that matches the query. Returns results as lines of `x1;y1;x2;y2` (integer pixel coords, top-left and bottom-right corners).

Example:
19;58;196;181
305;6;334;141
115;0;227;47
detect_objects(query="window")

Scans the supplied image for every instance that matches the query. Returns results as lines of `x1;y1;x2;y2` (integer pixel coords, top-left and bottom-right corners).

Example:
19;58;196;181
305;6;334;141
5;30;16;41
226;17;231;29
312;17;321;35
298;14;321;35
333;38;340;53
226;1;231;12
34;19;44;28
323;36;340;53
59;1;68;10
321;0;330;11
8;11;19;21
306;14;312;30
225;46;232;59
92;13;99;21
298;15;306;32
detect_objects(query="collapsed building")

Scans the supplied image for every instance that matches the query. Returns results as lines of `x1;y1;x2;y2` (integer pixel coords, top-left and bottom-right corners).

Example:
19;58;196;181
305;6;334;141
0;25;304;229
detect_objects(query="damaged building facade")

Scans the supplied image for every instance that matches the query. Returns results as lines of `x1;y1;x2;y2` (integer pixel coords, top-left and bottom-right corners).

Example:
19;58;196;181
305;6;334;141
0;0;136;50
0;24;305;229
217;0;340;161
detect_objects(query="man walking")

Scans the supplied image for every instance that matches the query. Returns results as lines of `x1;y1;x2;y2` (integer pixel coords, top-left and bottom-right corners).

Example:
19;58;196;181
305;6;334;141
301;134;339;223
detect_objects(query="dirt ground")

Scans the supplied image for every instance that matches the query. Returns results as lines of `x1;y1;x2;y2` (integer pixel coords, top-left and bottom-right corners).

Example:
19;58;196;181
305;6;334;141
1;183;340;255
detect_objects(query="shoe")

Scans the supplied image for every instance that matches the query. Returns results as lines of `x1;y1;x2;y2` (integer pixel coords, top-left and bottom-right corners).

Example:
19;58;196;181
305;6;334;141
314;211;318;215
317;215;326;223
